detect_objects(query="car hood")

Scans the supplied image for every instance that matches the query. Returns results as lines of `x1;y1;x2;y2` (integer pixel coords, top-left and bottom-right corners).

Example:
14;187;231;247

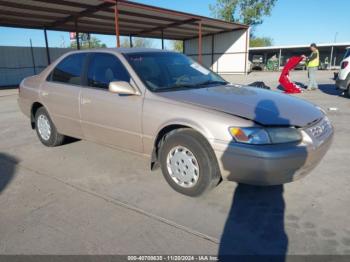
156;85;323;127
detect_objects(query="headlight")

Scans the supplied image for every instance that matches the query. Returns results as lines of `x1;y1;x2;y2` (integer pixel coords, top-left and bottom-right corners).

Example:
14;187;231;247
265;127;302;144
229;127;302;145
229;127;270;144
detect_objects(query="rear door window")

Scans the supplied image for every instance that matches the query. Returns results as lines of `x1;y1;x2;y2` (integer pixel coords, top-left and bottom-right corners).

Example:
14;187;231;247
50;53;87;85
87;53;130;90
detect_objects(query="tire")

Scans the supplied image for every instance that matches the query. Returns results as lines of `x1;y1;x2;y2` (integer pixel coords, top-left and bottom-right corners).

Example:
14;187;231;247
159;129;221;197
35;107;65;147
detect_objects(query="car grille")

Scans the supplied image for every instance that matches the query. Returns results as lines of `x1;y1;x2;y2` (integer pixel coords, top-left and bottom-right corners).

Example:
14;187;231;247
305;116;333;143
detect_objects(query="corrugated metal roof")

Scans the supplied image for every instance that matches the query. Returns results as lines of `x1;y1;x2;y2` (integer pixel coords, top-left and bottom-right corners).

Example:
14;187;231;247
0;0;248;40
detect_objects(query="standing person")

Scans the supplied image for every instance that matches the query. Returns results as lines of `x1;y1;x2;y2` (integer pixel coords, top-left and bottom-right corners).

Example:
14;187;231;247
306;43;320;90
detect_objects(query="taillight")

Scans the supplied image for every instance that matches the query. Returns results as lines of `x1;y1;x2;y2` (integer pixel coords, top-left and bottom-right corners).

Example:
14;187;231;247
341;61;349;69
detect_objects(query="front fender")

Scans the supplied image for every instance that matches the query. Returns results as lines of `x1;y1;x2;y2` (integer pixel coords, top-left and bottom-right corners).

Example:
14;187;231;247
155;118;213;142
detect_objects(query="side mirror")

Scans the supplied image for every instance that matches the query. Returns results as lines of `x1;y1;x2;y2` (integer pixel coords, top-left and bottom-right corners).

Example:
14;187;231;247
109;81;138;95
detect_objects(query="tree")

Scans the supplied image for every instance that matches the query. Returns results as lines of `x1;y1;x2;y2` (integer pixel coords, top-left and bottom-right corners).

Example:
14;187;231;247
121;38;131;48
172;40;183;52
210;0;276;46
210;0;277;33
70;35;106;49
250;37;273;47
209;0;237;22
133;38;154;48
121;37;154;48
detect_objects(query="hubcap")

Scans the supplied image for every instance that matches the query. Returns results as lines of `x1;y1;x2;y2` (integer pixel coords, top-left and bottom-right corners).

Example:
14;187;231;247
166;146;199;188
37;114;51;141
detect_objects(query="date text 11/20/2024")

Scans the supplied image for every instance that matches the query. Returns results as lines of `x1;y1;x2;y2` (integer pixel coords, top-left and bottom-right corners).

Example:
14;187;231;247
127;255;218;261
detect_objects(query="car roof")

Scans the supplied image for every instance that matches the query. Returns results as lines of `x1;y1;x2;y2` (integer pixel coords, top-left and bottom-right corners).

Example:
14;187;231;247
66;48;173;55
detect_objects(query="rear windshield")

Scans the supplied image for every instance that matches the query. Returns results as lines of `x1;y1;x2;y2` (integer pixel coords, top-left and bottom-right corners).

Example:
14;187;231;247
124;52;227;92
344;49;350;59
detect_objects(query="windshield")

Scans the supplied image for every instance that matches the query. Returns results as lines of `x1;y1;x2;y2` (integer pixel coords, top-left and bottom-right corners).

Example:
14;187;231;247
124;52;227;92
344;49;350;59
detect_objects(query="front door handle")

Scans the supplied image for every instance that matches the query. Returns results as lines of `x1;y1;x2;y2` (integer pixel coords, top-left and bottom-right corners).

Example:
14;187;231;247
41;91;49;97
81;98;91;105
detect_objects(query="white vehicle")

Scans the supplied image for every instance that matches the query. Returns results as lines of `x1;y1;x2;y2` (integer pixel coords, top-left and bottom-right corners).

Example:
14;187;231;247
336;47;350;96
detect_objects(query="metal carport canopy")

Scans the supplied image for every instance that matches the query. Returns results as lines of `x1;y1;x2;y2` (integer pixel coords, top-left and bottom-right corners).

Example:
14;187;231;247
0;0;248;40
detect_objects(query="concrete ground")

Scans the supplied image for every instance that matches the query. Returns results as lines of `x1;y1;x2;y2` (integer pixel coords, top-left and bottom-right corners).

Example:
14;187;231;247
0;71;350;256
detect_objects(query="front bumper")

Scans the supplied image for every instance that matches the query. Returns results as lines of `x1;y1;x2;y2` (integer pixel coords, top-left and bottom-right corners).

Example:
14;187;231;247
17;97;31;118
336;77;348;90
212;120;333;185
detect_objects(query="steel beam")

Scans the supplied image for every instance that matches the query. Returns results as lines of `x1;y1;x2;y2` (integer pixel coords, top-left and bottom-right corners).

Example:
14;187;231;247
50;2;114;28
133;18;198;36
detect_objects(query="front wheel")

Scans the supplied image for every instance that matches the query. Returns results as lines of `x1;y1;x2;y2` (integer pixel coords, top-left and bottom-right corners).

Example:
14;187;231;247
159;129;221;197
35;107;65;147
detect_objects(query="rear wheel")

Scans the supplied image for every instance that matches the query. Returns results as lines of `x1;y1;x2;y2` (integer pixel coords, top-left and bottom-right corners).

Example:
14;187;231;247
35;107;65;147
159;129;221;197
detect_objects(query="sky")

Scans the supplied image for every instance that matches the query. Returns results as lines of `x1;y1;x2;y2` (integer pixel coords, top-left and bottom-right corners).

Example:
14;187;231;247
0;0;349;48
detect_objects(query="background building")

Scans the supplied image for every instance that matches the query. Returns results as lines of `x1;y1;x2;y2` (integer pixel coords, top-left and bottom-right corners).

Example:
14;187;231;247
184;29;249;75
249;43;350;71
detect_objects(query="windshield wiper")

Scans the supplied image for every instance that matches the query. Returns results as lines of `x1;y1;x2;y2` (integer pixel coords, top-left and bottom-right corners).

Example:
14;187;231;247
196;80;228;86
155;81;227;92
155;84;196;92
172;83;204;89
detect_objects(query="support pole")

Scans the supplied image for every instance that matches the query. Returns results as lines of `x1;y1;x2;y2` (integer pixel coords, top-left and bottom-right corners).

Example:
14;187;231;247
330;46;334;70
74;20;80;50
161;30;164;50
244;29;249;74
129;35;133;47
198;21;202;64
114;2;120;48
44;29;51;65
182;40;185;54
29;39;36;74
278;49;282;70
211;35;214;71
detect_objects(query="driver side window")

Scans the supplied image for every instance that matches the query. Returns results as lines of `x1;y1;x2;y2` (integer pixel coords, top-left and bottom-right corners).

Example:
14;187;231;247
87;53;130;90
